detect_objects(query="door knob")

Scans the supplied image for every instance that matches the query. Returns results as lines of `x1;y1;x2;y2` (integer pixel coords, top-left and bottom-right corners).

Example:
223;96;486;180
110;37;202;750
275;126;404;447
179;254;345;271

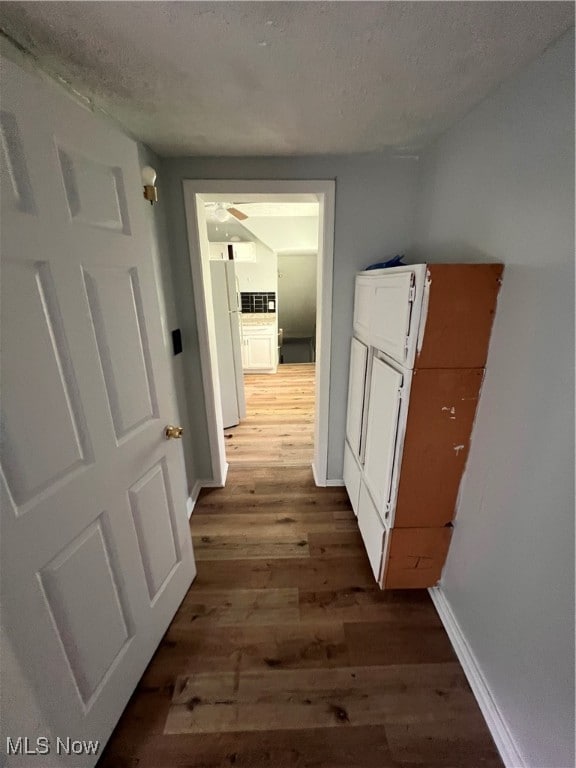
165;425;184;440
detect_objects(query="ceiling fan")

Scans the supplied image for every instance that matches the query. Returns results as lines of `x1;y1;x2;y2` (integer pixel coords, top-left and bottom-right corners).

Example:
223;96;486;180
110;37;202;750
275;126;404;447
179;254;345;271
205;202;249;222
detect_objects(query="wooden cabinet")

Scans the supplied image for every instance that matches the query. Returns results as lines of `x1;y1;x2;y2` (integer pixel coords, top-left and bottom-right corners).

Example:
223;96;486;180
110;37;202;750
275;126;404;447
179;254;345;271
345;263;503;589
242;326;277;372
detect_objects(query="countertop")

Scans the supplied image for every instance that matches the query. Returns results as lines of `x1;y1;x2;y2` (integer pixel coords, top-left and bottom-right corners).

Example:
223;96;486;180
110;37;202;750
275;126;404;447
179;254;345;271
241;313;277;327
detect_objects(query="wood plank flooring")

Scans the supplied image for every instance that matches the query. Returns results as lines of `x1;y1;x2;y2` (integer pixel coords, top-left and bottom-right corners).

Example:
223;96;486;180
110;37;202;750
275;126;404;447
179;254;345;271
225;363;315;467
98;369;502;768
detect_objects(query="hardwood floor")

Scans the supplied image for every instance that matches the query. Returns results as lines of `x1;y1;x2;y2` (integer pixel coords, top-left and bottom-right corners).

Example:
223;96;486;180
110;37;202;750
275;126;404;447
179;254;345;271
98;369;502;768
225;363;315;467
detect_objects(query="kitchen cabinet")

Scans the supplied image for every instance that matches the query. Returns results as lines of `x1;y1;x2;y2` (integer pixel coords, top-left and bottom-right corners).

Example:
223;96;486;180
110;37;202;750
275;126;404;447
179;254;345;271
242;326;277;372
209;242;256;262
344;263;503;589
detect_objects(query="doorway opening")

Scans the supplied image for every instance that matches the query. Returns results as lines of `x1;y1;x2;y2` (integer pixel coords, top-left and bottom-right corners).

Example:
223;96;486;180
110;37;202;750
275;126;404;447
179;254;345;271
183;181;335;487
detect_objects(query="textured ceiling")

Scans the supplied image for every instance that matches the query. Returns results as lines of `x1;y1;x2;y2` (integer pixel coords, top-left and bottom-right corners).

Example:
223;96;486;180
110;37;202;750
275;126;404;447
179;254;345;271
0;2;573;156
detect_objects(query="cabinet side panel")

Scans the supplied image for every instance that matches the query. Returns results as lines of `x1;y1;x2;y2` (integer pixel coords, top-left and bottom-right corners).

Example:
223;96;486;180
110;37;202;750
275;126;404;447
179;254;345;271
383;527;452;589
394;369;483;528
416;264;503;369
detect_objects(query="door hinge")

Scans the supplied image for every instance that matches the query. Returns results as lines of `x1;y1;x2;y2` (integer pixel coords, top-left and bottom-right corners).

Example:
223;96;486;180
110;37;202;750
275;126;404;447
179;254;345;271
408;286;416;302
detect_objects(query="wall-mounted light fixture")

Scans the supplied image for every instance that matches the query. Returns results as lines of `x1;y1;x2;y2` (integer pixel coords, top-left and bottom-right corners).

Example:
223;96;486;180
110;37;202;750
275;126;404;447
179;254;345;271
142;166;158;205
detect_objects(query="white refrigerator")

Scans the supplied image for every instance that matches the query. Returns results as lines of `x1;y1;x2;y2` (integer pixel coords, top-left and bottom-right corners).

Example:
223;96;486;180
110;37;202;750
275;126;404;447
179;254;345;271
210;260;246;428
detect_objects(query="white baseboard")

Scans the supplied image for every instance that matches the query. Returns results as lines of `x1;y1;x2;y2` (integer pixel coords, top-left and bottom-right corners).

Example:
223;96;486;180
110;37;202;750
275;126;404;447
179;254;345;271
199;479;223;488
428;586;526;768
325;478;345;487
186;474;228;519
186;480;203;519
311;461;324;487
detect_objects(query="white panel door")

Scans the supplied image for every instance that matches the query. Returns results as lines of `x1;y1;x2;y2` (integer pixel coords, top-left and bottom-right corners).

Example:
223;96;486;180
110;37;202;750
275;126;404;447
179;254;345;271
0;58;195;765
343;442;362;517
363;357;404;516
357;481;388;584
345;337;368;457
353;276;372;344
370;271;415;365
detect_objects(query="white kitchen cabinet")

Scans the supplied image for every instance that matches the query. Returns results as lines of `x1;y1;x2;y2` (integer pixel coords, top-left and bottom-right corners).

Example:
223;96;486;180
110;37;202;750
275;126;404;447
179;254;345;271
353;265;426;369
242;326;277;372
232;242;256;262
209;241;256;262
344;263;503;589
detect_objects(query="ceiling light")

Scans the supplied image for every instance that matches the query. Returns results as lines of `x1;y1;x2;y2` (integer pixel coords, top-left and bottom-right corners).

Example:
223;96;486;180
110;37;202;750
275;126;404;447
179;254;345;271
214;204;229;222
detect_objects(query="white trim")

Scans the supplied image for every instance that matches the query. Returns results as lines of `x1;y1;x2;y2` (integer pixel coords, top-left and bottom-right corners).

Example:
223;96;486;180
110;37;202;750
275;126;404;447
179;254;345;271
183;180;335;487
183;190;227;486
186;468;230;519
429;587;526;768
311;461;323;487
325;478;345;487
186;480;203;519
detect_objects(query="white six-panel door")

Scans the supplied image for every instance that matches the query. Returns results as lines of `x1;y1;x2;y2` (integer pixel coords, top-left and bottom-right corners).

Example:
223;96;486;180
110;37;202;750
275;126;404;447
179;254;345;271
0;57;195;765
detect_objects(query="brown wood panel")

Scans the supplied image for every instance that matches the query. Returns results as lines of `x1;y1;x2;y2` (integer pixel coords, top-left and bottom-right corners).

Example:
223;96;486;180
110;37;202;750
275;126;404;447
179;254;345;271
99;727;399;768
307;530;365;558
192;510;351;535
395;368;484;527
300;587;438;625
165;662;480;735
383;528;452;589
344;620;456;666
192;533;310;560
416;263;503;369
172;588;300;626
194;555;377;591
139;622;349;687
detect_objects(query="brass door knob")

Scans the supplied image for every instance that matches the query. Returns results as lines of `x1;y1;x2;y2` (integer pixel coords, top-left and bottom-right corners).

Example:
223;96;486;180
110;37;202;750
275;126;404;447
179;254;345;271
165;425;184;440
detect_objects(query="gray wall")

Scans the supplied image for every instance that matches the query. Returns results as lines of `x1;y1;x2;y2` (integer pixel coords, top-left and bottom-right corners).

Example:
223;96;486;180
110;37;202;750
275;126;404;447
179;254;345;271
412;29;574;768
161;153;419;479
138;145;199;492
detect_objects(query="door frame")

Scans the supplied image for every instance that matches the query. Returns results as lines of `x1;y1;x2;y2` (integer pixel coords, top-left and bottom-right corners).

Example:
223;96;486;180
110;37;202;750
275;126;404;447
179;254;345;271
183;179;336;486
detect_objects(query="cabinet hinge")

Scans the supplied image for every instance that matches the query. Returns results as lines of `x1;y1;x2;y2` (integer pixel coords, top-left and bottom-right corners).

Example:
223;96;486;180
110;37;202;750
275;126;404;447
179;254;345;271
408;286;416;302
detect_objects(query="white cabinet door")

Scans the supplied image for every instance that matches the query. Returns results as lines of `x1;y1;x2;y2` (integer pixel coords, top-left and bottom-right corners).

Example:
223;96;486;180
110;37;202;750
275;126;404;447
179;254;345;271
353;276;372;344
244;333;276;370
357;481;388;584
370;271;415;365
233;242;256;262
343;441;362;517
363;356;404;516
0;58;195;763
345;337;368;457
209;242;229;260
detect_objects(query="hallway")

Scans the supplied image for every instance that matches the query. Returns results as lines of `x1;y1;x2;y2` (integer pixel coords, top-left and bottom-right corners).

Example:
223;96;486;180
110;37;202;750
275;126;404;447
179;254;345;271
98;367;502;768
225;363;315;468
